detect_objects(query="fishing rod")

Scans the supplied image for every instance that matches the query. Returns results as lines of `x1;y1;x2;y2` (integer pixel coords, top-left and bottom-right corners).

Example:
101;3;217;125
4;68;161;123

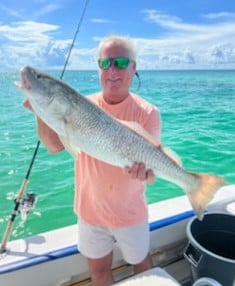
0;0;90;254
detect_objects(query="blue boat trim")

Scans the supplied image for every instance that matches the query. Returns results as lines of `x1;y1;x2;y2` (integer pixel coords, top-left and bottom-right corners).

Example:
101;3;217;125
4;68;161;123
149;210;194;231
0;245;78;274
0;210;194;274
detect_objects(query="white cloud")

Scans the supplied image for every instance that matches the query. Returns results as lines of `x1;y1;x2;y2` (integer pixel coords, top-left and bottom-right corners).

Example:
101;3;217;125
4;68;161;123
202;12;235;20
135;9;235;69
0;2;61;21
0;21;58;42
68;48;97;70
0;4;23;19
0;21;71;68
183;49;195;64
208;43;235;64
90;18;112;24
33;3;62;17
142;9;203;32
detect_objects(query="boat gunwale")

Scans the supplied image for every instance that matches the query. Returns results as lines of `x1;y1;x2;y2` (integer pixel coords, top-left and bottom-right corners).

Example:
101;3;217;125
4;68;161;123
0;210;194;274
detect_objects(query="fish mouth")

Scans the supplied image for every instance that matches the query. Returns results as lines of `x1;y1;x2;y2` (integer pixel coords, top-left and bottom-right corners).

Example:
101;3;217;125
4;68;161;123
14;69;32;90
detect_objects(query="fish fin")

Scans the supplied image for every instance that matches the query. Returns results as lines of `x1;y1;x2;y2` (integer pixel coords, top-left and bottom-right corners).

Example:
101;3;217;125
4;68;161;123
187;173;226;220
118;120;182;166
59;135;80;158
161;146;182;166
118;120;161;147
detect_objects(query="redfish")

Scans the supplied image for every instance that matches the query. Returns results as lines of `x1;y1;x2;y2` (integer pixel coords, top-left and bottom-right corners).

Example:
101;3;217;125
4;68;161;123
16;66;225;219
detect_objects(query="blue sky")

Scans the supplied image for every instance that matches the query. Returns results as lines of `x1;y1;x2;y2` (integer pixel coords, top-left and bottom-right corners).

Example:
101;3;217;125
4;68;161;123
0;0;235;70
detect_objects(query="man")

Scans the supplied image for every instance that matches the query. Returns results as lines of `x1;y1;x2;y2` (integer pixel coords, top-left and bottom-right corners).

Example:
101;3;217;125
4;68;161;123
24;35;161;286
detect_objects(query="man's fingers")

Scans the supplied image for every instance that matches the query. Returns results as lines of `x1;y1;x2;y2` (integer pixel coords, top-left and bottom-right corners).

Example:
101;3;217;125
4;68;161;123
23;99;34;112
146;169;155;184
124;163;155;183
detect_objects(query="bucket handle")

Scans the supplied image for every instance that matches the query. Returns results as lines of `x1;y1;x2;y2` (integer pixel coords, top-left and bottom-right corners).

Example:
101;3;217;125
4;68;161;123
193;277;223;286
184;243;203;268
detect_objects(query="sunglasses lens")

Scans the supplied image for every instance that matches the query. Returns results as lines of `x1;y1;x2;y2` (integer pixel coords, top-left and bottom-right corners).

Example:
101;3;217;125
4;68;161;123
115;57;130;69
98;58;111;69
98;57;130;70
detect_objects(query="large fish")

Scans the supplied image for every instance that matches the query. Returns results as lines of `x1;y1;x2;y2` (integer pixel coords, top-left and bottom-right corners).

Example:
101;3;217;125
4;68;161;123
16;65;225;220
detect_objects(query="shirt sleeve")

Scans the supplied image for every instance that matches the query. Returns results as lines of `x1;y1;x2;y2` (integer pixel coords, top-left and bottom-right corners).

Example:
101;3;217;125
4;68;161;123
143;106;162;143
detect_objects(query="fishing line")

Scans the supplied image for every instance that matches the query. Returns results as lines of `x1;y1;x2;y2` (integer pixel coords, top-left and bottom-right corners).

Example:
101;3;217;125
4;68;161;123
0;0;90;254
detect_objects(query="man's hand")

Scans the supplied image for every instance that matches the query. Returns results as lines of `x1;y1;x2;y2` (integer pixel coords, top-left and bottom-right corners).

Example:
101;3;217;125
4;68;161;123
124;162;155;184
23;99;34;112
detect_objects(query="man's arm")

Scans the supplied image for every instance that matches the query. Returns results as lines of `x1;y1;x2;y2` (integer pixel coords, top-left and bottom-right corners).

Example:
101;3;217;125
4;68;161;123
23;99;65;153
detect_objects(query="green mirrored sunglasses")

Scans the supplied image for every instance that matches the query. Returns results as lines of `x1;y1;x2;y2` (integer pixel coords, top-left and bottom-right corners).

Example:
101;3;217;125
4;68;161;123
98;57;130;70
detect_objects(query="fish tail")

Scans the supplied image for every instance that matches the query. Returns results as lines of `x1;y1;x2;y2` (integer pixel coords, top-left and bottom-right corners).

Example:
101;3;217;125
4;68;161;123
187;173;226;220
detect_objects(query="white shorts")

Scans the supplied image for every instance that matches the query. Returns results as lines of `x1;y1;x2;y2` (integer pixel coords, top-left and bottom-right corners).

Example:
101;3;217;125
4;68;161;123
77;219;150;265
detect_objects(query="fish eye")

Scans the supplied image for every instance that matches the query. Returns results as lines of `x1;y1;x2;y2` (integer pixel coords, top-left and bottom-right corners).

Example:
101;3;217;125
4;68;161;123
36;74;42;79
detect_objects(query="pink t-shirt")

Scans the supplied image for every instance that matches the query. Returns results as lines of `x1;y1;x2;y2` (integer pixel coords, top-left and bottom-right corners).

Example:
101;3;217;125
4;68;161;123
74;93;161;227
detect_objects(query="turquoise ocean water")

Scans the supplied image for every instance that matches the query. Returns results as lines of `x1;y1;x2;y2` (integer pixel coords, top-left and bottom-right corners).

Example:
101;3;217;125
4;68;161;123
0;70;234;241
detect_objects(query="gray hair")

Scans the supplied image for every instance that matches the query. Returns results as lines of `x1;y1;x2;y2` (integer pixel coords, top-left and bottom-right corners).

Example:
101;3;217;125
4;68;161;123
97;35;136;60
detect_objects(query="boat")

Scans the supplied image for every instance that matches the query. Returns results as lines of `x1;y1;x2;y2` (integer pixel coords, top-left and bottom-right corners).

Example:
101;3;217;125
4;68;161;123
0;184;234;286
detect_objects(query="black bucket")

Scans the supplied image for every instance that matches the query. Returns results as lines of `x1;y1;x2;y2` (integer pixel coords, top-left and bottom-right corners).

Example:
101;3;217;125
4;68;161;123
184;213;235;286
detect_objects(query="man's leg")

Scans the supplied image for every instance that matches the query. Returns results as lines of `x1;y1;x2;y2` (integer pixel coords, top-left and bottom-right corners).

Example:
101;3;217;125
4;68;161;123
115;220;152;275
87;252;113;286
133;252;153;274
78;219;115;285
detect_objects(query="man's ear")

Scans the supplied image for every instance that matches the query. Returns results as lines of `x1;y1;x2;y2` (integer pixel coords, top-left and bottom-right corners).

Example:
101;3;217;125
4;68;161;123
132;60;137;73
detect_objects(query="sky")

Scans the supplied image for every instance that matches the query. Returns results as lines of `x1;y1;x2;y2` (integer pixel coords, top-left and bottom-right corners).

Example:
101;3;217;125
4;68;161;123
0;0;235;70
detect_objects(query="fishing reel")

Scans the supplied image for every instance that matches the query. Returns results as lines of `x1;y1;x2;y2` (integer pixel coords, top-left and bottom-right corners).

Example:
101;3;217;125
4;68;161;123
15;193;37;222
